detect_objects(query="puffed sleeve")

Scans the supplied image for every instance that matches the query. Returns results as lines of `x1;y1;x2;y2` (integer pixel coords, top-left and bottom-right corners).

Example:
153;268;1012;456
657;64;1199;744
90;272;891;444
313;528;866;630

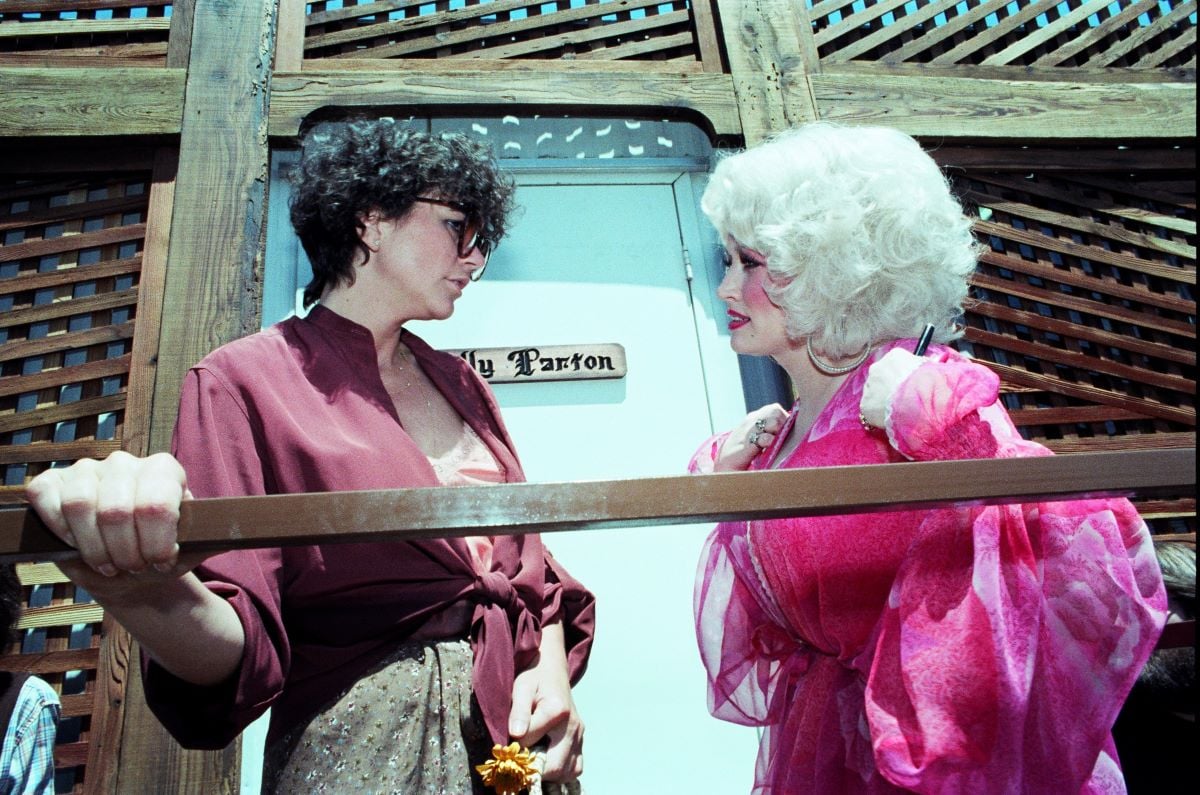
140;366;291;749
694;522;806;728
858;354;1168;792
688;432;731;474
879;352;1003;461
690;434;807;728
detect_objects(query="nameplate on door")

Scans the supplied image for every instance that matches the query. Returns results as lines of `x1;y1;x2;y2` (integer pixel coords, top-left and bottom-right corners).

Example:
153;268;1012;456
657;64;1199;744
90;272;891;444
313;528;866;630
448;344;627;383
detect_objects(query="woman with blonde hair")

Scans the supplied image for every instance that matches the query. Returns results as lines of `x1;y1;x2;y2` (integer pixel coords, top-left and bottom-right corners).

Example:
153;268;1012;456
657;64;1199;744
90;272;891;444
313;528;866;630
691;122;1166;793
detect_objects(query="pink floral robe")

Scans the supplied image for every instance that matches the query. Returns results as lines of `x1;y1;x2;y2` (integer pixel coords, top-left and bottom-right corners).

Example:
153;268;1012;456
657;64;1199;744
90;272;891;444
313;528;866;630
691;340;1166;794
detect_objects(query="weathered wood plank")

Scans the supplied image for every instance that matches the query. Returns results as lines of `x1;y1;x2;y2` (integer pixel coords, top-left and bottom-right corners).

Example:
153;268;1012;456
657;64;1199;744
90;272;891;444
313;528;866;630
807;71;1196;139
982;0;1114;66
0;54;162;70
827;58;1196;85
0;647;98;674
1;448;1193;562
963;172;1196;234
0;223;145;263
980;358;1195;425
715;0;816;144
976;249;1196;318
967;326;1195;397
969;299;1195;368
816;0;908;49
691;0;724;72
972;219;1195;285
0;354;130;399
300;56;704;73
0;322;135;365
0;195;147;233
268;68;740;137
275;0;307;72
453;10;691;61
307;0;421;27
16;602;104;629
0;19;171;38
572;31;694;61
0;67;183;137
147;2;276;456
322;0;674;59
0;393;126;436
883;0;1012;64
1088;2;1197;68
0;0;171;12
1008;405;1151;425
15;561;70;586
0;257;141;294
0;439;121;465
929;0;1061;65
121;148;176;460
0;289;139;331
1031;0;1162;67
963;190;1195;261
1040;433;1196;454
971;271;1194;339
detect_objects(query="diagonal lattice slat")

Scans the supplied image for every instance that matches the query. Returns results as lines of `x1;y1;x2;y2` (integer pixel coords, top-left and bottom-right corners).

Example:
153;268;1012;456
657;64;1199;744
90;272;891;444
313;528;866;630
0;1;172;65
804;0;1197;70
303;0;715;66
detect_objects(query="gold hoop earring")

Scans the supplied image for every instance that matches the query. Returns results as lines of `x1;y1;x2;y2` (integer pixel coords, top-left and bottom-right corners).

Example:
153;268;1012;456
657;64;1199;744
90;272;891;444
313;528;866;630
806;337;872;375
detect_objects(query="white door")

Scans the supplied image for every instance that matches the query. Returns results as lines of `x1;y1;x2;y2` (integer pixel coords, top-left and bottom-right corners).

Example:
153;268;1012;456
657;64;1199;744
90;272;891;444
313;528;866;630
409;168;756;793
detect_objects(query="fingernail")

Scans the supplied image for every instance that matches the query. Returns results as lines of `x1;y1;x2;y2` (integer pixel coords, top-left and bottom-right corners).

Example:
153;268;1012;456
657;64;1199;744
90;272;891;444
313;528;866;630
97;564;118;578
153;562;173;573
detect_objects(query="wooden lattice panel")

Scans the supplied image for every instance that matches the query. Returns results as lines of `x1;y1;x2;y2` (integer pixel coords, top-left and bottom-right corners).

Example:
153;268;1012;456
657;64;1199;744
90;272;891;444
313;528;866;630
950;157;1195;451
805;0;1197;69
947;146;1195;527
0;170;151;504
302;0;721;67
0;1;172;65
1;562;119;794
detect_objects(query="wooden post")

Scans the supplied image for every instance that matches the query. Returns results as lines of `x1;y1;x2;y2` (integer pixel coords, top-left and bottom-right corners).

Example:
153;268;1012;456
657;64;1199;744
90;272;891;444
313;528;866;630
147;0;278;455
113;0;280;792
714;0;819;143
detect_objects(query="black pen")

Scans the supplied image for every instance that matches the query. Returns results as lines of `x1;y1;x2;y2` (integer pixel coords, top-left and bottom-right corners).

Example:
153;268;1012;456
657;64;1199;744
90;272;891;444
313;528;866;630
914;324;935;356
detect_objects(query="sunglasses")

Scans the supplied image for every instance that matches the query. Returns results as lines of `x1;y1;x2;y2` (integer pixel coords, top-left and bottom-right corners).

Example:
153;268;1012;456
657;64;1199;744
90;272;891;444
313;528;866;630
414;197;495;280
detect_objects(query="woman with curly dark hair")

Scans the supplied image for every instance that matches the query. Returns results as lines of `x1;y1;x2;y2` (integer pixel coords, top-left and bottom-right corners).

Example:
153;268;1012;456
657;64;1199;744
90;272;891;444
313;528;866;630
26;120;594;794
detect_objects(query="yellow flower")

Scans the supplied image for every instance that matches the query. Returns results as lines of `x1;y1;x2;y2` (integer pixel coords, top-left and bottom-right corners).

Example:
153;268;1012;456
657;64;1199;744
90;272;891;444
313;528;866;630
475;742;539;795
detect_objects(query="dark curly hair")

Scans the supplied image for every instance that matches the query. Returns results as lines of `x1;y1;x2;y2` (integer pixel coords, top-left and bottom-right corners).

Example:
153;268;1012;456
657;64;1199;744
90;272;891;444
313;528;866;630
289;120;517;308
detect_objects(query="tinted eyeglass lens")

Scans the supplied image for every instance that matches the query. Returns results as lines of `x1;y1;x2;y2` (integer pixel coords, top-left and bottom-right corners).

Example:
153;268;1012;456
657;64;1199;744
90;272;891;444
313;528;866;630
457;217;481;257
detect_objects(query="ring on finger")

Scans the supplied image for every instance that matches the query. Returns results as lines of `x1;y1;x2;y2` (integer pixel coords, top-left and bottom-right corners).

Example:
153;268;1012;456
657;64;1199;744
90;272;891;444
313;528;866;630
748;430;762;447
754;419;767;433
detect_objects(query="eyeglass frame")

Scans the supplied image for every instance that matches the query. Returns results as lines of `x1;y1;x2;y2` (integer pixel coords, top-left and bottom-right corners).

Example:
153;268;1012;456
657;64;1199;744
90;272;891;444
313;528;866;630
413;197;496;280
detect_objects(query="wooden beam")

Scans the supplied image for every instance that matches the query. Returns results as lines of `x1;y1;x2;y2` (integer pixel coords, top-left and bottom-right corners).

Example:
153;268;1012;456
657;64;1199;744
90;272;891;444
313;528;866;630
0;67;183;138
714;0;817;143
807;69;1197;139
268;67;739;138
2;448;1192;562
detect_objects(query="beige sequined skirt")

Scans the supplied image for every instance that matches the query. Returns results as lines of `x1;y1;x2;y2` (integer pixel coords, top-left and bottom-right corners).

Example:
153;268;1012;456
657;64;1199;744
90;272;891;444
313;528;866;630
262;638;493;795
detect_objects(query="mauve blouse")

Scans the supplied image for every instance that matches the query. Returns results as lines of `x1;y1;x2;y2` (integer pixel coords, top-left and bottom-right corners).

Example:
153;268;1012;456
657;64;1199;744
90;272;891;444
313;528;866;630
142;305;595;750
